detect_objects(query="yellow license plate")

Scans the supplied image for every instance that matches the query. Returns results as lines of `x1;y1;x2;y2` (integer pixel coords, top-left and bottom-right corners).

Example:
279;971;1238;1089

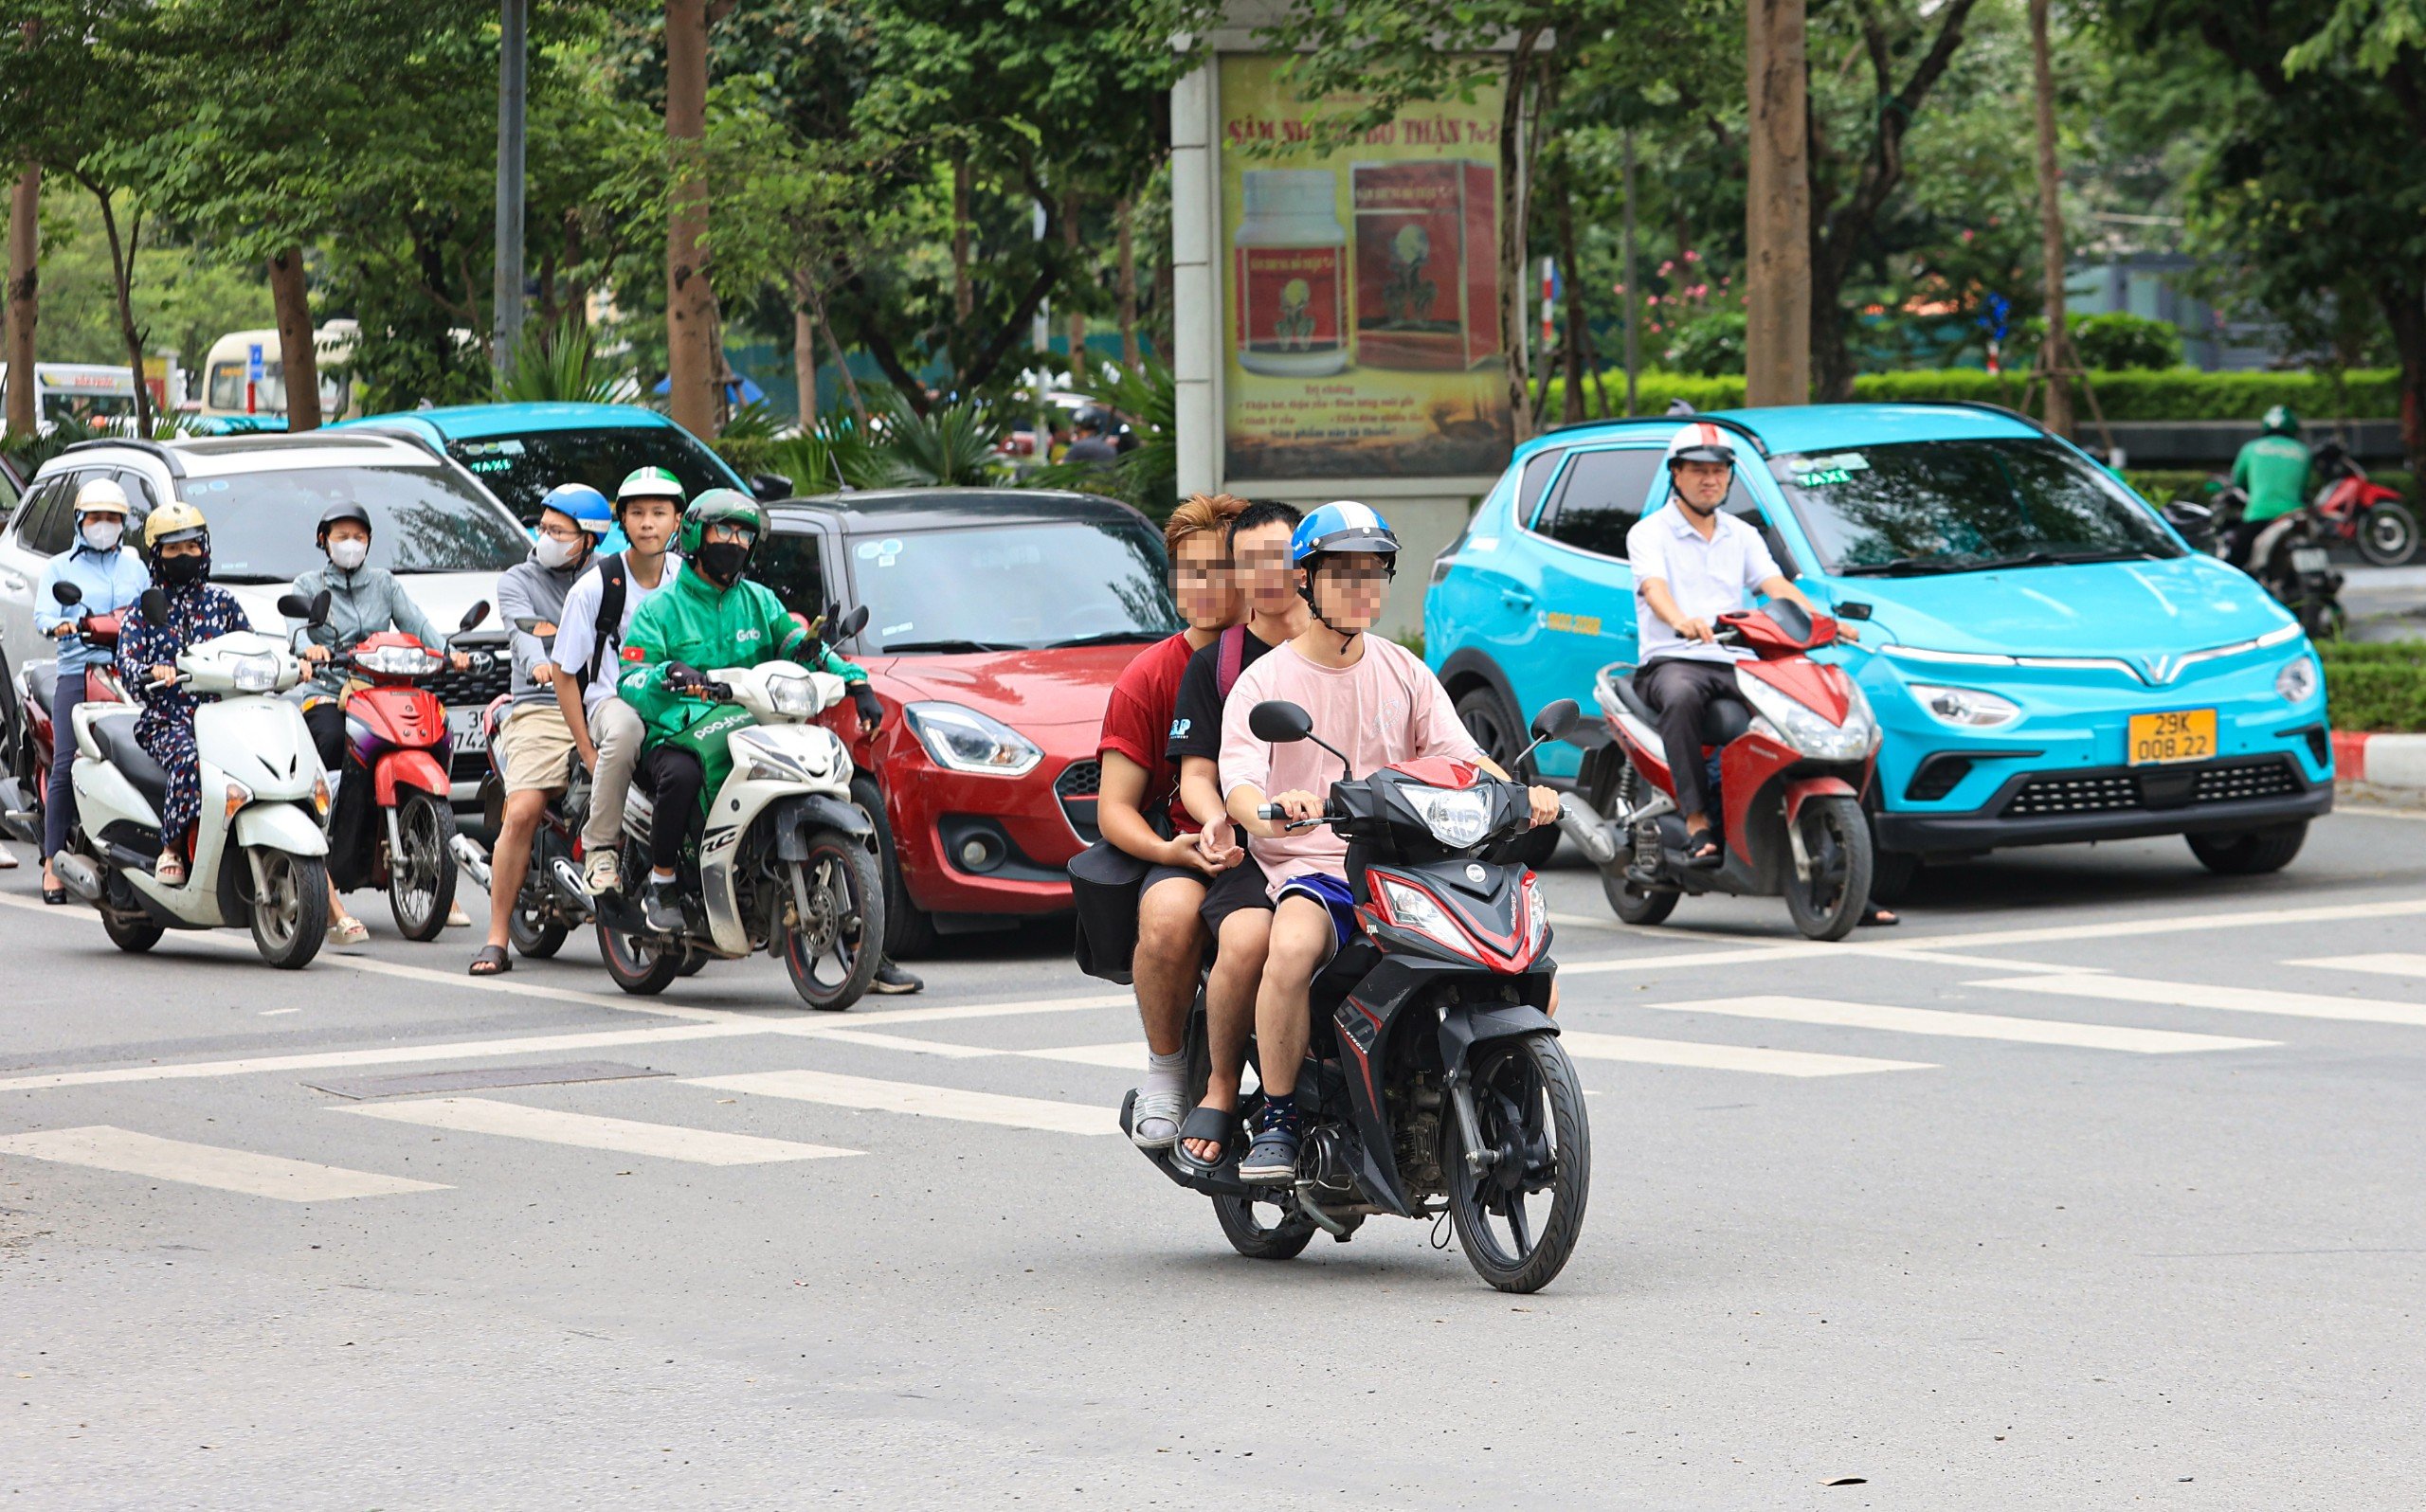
2127;709;2217;765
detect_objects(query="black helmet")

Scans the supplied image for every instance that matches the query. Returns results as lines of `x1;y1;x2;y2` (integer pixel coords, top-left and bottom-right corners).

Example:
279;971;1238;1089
316;498;373;547
1074;406;1113;436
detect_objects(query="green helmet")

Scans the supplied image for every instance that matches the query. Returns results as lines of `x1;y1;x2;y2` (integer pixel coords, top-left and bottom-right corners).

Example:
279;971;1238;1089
2261;404;2300;437
678;487;768;559
616;465;687;517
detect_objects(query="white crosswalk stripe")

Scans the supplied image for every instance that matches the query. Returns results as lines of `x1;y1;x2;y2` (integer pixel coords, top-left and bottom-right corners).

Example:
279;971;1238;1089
1554;1031;1931;1077
689;1070;1117;1135
336;1097;860;1164
1013;1042;1151;1070
0;1125;445;1200
1972;973;2426;1028
1645;995;2276;1053
2286;953;2426;981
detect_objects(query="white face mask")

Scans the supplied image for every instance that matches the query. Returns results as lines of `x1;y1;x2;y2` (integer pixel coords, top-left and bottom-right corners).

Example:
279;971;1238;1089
535;533;584;570
80;520;124;552
327;538;370;571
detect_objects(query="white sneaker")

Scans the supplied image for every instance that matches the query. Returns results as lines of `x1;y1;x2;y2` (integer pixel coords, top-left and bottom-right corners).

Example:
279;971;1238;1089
584;850;621;894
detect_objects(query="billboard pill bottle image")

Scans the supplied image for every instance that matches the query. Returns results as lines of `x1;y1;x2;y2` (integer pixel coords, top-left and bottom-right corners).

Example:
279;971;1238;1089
1234;170;1349;376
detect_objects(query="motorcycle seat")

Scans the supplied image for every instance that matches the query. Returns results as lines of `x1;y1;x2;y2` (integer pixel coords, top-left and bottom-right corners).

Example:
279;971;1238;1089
23;660;58;713
89;712;171;813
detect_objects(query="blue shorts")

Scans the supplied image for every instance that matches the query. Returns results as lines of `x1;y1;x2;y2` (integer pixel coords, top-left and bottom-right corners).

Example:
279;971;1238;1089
1275;872;1358;959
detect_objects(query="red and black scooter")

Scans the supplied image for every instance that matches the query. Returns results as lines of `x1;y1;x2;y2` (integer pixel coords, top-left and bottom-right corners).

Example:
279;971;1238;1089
316;603;487;940
1124;696;1591;1294
1;579;132;848
2308;438;2418;567
1588;600;1881;941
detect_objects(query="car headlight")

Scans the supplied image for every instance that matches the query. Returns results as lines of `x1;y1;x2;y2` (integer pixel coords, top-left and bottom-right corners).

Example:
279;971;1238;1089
1736;671;1878;761
1402;783;1493;849
1910;682;2022;729
2274;656;2319;704
729;728;810;784
766;674;816;718
905;702;1043;777
1377;877;1475;959
230;652;281;693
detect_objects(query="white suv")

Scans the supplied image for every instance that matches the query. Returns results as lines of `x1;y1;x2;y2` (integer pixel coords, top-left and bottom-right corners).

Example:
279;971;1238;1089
0;432;527;802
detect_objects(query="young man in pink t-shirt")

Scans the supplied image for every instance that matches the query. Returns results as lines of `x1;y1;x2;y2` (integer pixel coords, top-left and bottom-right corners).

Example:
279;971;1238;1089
1220;502;1559;1184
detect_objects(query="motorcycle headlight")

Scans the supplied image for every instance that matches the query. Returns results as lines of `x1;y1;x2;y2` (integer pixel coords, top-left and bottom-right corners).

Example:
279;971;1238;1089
2274;656;2319;704
357;645;440;677
1377;877;1475;959
730;729;810;784
905;702;1043;778
1910;682;2021;729
1403;783;1493;849
766;674;817;718
230;652;281;693
1736;670;1878;761
1522;873;1548;955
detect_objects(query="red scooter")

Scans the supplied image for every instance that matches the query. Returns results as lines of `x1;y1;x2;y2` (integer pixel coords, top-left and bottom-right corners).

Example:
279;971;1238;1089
317;603;487;940
2308;438;2417;567
1586;601;1881;941
1;580;132;849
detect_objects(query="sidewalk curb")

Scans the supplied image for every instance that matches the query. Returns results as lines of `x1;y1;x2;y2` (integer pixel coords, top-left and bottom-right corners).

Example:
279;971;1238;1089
2333;729;2426;790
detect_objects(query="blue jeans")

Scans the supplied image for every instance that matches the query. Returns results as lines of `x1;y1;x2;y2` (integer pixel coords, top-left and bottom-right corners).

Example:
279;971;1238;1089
44;674;81;859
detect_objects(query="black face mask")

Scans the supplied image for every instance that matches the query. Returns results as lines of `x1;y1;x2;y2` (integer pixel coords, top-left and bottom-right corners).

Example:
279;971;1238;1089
696;539;751;586
157;553;208;586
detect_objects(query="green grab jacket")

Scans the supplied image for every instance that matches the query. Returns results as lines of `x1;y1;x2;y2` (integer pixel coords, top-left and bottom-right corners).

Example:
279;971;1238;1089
614;567;867;747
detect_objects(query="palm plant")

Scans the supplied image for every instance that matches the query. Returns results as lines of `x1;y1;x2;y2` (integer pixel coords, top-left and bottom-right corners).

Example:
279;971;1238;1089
1026;356;1178;518
863;387;1005;488
495;321;625;405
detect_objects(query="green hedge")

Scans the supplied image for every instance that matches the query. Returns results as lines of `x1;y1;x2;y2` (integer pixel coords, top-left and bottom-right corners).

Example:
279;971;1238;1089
1544;367;2405;424
2322;640;2426;733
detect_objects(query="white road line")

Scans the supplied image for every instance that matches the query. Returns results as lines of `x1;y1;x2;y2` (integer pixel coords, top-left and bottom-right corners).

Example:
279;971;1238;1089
336;1097;859;1164
1012;1042;1148;1070
769;1027;1002;1058
1646;995;2276;1053
1971;973;2426;1028
817;994;1134;1027
1554;1031;1930;1077
690;1070;1117;1135
0;1125;445;1200
2287;952;2426;981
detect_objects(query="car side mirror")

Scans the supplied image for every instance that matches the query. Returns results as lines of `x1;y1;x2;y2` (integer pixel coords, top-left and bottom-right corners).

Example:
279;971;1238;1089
140;587;169;626
1249;700;1313;744
751;473;792;503
1531;698;1581;741
50;579;83;607
460;600;491;634
1836;601;1873;621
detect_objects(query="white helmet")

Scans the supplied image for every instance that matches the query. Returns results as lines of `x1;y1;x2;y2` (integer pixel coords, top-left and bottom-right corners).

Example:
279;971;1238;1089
1664;421;1737;470
73;477;131;519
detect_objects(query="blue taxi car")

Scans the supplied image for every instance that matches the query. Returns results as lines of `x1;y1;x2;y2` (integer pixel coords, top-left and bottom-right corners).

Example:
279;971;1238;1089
1425;403;2331;888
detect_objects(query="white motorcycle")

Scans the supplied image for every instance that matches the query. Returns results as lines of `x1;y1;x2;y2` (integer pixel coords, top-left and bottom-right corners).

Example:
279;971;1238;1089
52;587;335;968
596;605;886;1010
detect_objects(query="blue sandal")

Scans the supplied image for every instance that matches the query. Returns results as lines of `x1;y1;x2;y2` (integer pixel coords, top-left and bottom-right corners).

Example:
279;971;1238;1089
1238;1125;1300;1186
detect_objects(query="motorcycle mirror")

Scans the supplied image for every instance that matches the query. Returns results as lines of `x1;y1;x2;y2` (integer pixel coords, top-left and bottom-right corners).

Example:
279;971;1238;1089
308;588;332;628
1836;600;1874;621
1248;700;1313;744
831;604;870;641
459;600;491;633
1531;699;1581;742
50;579;83;607
139;587;169;627
275;591;311;620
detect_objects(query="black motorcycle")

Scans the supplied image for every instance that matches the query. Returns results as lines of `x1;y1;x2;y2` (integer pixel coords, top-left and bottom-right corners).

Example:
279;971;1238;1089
1123;697;1591;1293
2172;485;2345;639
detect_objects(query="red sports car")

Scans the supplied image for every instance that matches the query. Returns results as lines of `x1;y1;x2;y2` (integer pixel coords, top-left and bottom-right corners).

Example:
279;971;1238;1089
757;489;1178;956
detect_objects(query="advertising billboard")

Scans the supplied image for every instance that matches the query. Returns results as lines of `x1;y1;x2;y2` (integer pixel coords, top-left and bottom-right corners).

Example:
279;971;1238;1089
1218;55;1511;482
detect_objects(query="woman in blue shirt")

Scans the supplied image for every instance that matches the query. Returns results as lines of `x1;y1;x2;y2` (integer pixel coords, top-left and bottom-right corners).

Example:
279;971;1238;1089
30;477;151;903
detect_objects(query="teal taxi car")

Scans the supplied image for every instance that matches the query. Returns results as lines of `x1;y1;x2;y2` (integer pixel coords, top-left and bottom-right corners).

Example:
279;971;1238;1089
1425;403;2331;887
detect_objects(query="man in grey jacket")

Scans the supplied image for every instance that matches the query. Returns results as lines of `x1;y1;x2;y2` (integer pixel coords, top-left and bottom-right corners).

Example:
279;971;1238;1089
472;484;612;975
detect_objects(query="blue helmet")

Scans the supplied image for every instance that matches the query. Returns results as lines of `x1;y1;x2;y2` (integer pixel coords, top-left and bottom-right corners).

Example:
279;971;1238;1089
1290;500;1399;565
541;482;614;538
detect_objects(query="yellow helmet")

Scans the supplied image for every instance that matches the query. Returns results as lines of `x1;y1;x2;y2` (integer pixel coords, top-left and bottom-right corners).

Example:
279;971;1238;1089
142;500;209;555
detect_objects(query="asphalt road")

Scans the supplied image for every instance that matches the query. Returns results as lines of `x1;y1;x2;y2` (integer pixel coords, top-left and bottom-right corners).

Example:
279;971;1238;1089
2;808;2422;1509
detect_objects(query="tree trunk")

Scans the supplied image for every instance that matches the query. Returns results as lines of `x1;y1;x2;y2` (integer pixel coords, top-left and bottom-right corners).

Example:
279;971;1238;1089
1745;0;1811;406
268;248;321;432
663;0;717;437
950;144;974;375
2029;0;2071;435
2381;282;2426;492
1555;178;1587;424
85;181;152;435
1497;33;1544;445
5;166;33;438
807;280;868;430
1620;129;1638;418
791;271;819;429
1115;195;1141;369
1062;189;1086;379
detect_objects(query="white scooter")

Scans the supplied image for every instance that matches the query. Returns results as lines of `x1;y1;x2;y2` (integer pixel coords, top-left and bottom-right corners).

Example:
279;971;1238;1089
596;605;886;1010
53;586;335;968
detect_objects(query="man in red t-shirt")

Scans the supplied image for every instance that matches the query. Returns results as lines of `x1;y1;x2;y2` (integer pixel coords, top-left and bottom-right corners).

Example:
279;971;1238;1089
1097;493;1249;1149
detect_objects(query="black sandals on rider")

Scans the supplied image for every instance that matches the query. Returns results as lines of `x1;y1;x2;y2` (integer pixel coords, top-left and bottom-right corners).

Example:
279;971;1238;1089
1683;828;1723;868
1169;1106;1238;1177
469;944;513;976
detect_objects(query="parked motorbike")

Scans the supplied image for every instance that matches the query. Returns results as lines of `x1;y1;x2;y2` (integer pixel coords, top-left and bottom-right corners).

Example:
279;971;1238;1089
2309;438;2417;567
0;580;133;847
595;605;886;1010
1123;696;1591;1294
1585;602;1881;942
314;603;490;941
53;587;335;967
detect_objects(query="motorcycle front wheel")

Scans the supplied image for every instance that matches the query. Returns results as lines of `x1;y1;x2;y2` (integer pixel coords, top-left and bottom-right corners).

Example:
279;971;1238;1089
777;833;884;1011
1783;795;1873;942
2358;501;2419;567
1443;1031;1590;1293
250;849;329;969
385;790;457;943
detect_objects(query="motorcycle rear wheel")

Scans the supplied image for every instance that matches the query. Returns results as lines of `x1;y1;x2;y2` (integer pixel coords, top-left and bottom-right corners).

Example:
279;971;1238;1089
385;791;457;943
597;839;682;995
1213;1192;1318;1260
1602;870;1679;926
100;908;162;953
778;834;884;1011
1444;1031;1590;1293
2358;501;2419;567
508;894;568;959
1783;795;1873;943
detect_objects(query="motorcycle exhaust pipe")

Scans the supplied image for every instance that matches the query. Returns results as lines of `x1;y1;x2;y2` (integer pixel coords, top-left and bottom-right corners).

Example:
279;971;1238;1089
50;852;103;903
449;833;494;891
548;855;595;913
1555;792;1621;868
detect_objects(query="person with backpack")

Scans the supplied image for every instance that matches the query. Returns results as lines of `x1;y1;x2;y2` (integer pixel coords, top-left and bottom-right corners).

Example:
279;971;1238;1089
1095;493;1248;1150
1160;499;1308;1174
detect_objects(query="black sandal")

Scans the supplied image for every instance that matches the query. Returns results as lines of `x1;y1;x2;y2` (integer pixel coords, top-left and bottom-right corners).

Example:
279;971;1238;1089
469;944;513;976
1169;1105;1239;1179
1683;828;1723;869
1857;904;1900;927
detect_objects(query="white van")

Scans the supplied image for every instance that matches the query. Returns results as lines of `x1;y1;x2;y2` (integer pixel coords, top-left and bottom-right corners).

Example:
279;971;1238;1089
0;362;139;432
198;319;359;425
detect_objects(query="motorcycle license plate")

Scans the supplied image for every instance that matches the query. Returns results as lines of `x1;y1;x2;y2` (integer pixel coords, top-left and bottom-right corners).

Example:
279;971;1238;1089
2290;547;2331;574
447;706;488;754
2127;709;2216;765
